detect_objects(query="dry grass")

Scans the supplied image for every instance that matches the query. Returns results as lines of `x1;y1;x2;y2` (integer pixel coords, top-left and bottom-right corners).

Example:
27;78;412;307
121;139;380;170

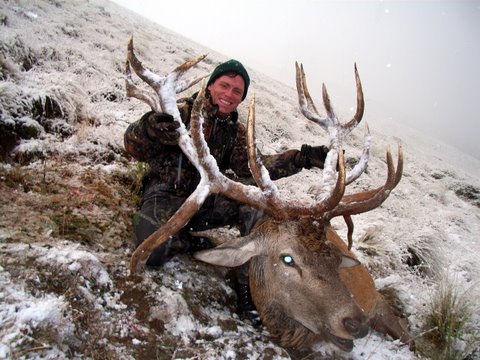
417;276;479;360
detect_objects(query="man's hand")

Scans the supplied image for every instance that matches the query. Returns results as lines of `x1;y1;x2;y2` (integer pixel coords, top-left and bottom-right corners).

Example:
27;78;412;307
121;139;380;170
295;144;329;169
145;112;180;145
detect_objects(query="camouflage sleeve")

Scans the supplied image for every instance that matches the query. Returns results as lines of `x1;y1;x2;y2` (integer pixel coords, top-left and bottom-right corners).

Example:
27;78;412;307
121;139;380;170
230;123;302;180
262;150;302;180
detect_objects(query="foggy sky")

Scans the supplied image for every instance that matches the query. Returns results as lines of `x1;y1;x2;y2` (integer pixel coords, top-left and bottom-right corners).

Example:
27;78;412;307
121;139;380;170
111;0;480;160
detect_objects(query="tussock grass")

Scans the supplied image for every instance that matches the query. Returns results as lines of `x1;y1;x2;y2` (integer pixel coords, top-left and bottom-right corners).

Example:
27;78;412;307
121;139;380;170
404;230;446;279
127;161;149;206
418;276;479;359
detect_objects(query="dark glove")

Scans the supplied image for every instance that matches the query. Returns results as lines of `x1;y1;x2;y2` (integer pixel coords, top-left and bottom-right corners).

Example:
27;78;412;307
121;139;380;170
143;111;180;145
295;144;329;169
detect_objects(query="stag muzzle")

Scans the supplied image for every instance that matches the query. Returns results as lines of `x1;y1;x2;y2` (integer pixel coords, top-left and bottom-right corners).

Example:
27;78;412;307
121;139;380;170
324;314;369;352
343;316;369;338
325;316;368;352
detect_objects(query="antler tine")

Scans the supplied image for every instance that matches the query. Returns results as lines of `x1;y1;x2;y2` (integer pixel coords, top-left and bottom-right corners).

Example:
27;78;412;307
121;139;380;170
299;63;320;115
345;123;371;185
343;63;365;132
296;62;329;131
188;83;225;183
327;143;403;218
127;37;162;95
189;84;209;157
125;60;161;111
175;73;210;94
340;64;368;184
246;96;280;195
393;142;403;187
321;83;336;121
174;54;208;77
311;149;347;215
173;54;209;93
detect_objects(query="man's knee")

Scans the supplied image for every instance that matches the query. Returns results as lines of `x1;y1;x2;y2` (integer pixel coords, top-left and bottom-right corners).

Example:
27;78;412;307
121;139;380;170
133;194;186;266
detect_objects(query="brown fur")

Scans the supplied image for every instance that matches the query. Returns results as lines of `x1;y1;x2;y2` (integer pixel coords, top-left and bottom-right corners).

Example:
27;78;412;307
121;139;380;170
243;218;413;351
247;218;370;351
327;227;413;349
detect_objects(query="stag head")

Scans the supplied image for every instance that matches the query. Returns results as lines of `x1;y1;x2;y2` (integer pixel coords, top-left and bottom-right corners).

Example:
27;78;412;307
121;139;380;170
124;37;409;352
195;218;369;351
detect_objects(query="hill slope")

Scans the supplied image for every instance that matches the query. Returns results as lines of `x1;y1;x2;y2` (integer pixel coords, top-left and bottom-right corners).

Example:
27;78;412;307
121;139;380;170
1;0;479;359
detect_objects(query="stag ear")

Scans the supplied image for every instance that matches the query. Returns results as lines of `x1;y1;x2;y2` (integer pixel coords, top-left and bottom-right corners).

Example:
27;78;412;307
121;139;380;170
339;255;360;269
193;236;263;267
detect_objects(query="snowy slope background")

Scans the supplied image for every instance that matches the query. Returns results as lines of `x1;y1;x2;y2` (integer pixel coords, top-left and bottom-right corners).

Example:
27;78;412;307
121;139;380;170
0;0;479;359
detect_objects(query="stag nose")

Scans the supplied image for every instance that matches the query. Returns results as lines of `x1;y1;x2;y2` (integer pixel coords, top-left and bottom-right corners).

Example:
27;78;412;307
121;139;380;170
343;317;369;338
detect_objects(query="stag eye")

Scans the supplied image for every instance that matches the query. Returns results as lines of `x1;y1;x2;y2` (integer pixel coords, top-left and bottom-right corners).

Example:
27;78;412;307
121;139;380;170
281;255;295;266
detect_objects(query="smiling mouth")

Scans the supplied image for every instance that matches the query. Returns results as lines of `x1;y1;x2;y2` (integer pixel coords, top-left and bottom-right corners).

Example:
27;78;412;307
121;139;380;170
328;333;354;352
219;99;232;106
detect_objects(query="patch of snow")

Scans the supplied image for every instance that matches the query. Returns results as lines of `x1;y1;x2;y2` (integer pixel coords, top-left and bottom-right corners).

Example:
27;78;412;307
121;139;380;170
36;244;112;287
0;270;75;358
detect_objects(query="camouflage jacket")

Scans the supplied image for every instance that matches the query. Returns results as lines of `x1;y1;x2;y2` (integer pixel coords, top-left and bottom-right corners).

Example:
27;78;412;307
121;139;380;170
124;93;303;200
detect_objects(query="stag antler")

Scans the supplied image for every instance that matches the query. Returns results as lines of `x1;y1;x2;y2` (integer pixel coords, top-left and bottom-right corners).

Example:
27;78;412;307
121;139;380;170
296;62;371;189
295;62;403;249
125;40;350;273
125;37;402;271
125;36;208;114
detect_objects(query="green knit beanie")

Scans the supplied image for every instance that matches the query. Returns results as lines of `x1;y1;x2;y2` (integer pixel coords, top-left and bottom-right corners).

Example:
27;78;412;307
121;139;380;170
207;59;250;100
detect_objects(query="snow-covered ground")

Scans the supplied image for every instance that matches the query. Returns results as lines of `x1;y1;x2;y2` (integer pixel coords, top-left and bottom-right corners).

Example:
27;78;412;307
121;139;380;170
1;0;479;359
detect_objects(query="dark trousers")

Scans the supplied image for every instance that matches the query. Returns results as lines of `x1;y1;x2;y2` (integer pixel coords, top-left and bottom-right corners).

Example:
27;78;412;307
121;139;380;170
134;190;263;266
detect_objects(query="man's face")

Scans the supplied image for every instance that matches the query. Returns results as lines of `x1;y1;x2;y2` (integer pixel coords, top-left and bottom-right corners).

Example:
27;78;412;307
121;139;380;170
207;74;245;116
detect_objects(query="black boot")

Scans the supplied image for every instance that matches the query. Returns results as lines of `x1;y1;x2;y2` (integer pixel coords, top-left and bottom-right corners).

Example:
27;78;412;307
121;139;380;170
145;236;191;266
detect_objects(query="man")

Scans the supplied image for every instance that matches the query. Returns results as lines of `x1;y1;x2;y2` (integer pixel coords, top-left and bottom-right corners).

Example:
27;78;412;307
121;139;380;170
124;59;329;323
